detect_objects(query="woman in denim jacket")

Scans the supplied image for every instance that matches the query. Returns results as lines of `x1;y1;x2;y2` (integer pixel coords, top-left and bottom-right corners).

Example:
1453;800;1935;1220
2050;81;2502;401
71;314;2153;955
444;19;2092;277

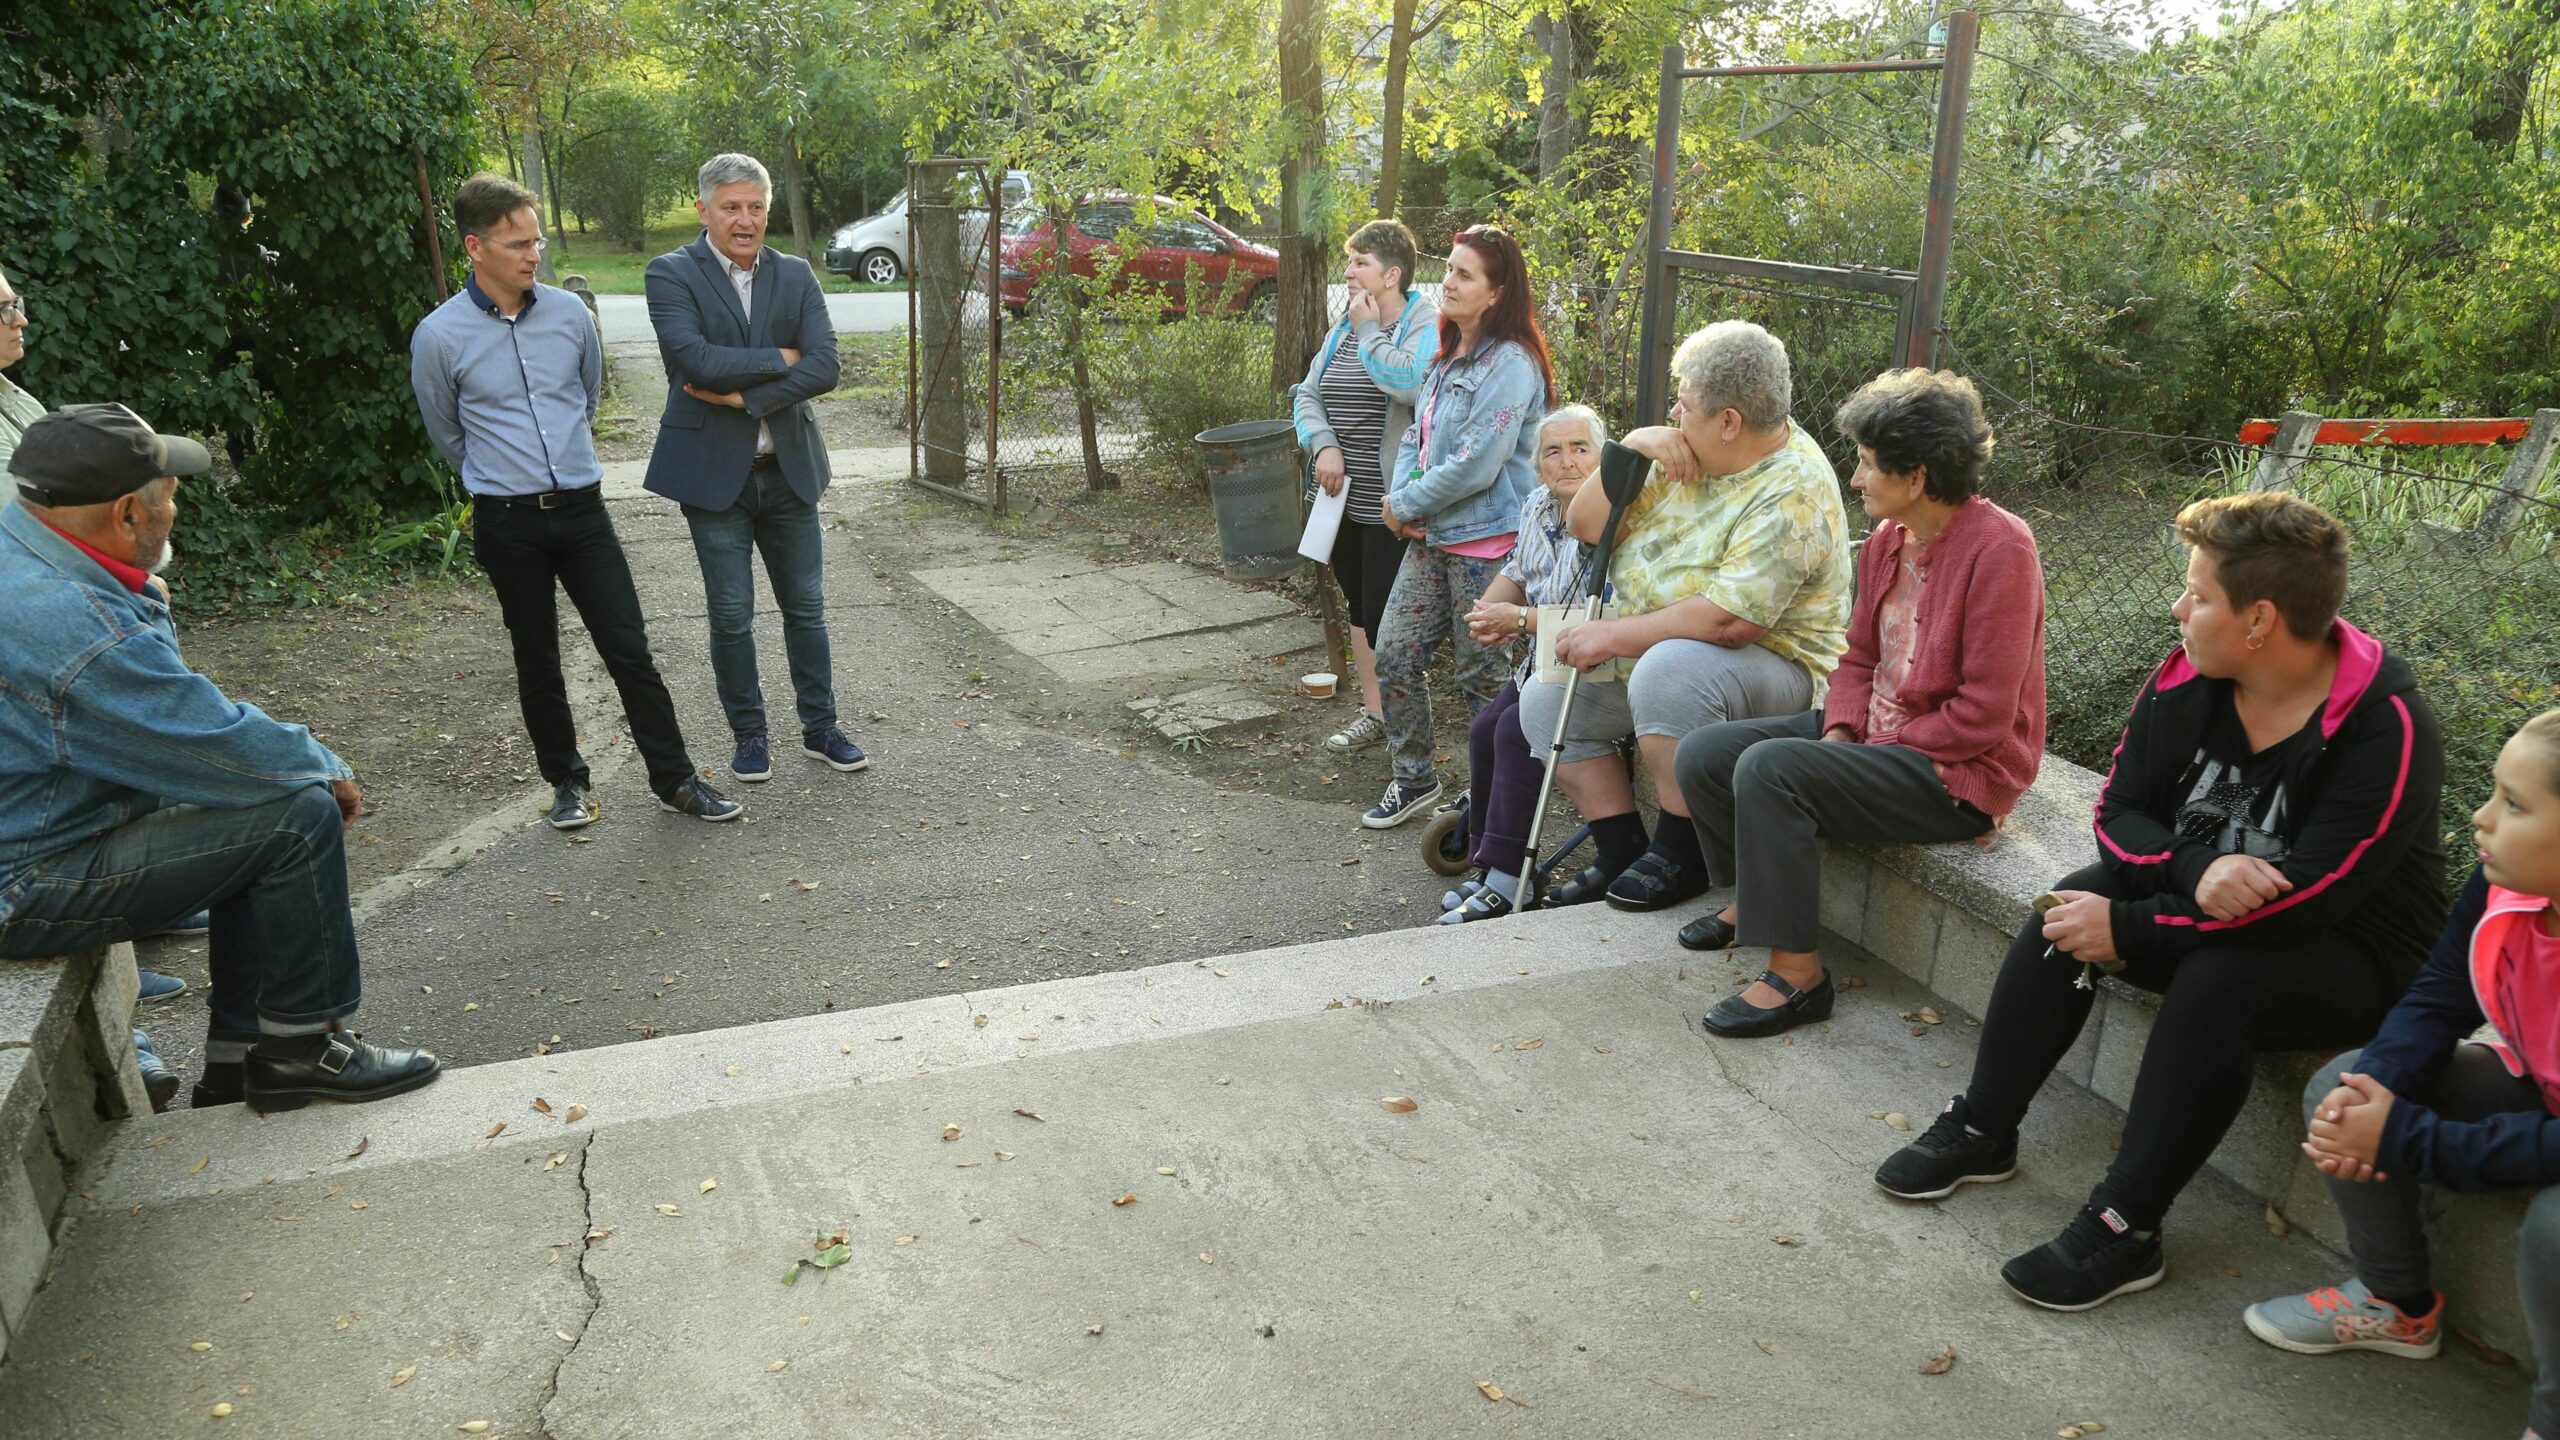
1291;220;1439;760
1359;225;1552;830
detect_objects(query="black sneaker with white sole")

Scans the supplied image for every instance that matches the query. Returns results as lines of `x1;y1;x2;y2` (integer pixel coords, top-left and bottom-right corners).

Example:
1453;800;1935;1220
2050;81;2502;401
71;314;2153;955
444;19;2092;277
1360;778;1442;829
1873;1095;2019;1200
2001;1204;2165;1311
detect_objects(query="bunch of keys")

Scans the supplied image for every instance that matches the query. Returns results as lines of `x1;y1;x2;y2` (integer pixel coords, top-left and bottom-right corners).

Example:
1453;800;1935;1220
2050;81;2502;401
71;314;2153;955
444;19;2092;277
2034;891;2125;991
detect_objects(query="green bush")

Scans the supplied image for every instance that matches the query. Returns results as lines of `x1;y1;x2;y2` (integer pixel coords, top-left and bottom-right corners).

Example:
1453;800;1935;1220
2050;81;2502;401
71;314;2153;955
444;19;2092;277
0;0;477;603
559;83;696;249
1093;315;1281;481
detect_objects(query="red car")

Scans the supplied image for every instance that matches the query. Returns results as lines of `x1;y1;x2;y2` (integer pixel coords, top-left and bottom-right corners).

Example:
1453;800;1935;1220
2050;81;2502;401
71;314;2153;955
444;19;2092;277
997;196;1278;318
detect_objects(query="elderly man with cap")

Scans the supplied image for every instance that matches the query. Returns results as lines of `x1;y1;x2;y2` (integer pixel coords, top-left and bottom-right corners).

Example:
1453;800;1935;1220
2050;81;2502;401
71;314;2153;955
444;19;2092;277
0;405;439;1112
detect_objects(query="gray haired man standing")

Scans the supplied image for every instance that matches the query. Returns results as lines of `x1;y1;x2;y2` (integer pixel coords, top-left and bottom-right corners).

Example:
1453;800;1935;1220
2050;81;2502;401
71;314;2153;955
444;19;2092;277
642;153;866;786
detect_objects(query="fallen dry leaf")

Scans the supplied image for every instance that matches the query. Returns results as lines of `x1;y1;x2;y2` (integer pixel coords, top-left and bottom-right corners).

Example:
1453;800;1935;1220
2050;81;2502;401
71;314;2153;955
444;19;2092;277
700;1177;718;1193
1200;1252;1214;1264
545;1152;567;1170
973;1014;989;1028
190;1155;210;1175
724;1065;742;1078
210;1404;233;1419
1477;1382;1505;1402
2058;1425;2109;1439
2263;1205;2291;1239
655;1204;683;1216
1771;1234;1801;1247
765;1360;789;1373
2453;1324;2519;1366
1014;1109;1044;1122
994;1150;1017;1161
941;1123;963;1142
459;1425;490;1435
564;1104;589;1124
1110;1193;1139;1206
1916;1006;1943;1025
1920;1344;1958;1375
532;1098;553;1115
485;1122;506;1140
894;1235;918;1245
1085;1324;1105;1336
1515;1038;1544;1051
1885;1112;1912;1131
1379;1096;1418;1113
349;1201;369;1211
390;1365;417;1388
190;1341;213;1353
345;1136;369;1160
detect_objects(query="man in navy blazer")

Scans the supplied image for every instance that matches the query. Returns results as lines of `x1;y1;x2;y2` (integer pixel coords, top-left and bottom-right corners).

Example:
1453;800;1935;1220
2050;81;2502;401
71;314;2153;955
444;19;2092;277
644;152;869;782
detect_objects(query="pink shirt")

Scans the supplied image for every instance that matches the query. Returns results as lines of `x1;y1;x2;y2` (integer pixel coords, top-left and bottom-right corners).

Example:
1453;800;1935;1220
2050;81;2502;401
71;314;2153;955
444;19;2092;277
1865;552;1925;741
1441;533;1516;561
2495;910;2560;1110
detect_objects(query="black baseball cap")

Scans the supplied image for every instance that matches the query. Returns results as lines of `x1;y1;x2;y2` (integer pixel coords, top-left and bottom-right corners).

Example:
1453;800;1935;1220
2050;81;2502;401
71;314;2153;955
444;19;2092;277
9;403;213;507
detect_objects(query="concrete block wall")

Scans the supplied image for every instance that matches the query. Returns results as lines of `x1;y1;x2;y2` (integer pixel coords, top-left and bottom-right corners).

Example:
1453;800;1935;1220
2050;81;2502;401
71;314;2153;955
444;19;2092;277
1815;762;2540;1375
0;943;150;1367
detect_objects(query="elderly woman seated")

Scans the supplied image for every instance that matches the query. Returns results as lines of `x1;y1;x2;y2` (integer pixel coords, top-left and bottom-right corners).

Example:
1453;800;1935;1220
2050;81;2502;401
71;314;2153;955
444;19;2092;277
1519;320;1853;911
1434;404;1605;923
1674;369;2046;1038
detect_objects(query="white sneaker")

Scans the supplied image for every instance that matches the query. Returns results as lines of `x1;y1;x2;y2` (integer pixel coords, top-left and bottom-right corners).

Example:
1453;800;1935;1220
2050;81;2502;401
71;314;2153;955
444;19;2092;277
1326;711;1387;754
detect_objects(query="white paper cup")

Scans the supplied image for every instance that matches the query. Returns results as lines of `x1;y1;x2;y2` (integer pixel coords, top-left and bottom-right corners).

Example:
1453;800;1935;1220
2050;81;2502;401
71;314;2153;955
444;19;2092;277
1301;672;1339;699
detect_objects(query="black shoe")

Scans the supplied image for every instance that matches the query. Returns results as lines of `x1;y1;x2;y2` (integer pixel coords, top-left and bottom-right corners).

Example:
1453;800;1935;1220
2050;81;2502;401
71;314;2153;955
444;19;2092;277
1874;1096;2018;1200
1603;850;1709;912
658;776;744;822
190;1063;244;1109
1540;863;1621;908
548;783;598;831
1701;968;1834;1038
1677;912;1737;951
2001;1205;2166;1312
244;1033;441;1113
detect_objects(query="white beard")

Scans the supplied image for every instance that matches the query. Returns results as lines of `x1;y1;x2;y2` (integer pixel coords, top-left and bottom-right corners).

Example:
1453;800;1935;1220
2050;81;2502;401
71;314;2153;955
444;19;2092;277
147;538;172;574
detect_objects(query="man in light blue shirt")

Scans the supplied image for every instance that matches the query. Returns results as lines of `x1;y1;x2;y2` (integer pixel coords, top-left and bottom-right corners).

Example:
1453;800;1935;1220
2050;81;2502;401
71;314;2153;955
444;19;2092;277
410;172;739;828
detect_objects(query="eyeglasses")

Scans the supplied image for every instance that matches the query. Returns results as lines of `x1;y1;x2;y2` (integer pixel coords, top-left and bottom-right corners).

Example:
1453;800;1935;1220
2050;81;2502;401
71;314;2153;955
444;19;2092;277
494;236;548;257
0;297;24;325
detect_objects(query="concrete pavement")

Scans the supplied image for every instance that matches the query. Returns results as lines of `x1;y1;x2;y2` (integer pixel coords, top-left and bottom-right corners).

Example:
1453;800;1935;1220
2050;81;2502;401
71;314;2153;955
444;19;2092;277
3;905;2530;1437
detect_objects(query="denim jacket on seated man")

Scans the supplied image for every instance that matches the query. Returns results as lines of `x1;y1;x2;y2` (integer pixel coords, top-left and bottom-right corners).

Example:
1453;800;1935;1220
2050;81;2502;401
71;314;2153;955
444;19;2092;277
1385;335;1547;548
0;501;350;916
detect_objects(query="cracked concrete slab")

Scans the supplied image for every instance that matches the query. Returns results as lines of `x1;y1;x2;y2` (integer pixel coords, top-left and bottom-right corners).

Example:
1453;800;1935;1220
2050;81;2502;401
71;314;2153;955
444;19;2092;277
1126;685;1281;741
911;552;1313;684
10;909;2525;1437
0;1136;590;1436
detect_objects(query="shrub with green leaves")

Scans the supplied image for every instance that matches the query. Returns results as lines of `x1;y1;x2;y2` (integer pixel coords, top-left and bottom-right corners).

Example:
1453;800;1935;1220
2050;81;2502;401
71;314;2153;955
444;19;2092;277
0;0;476;601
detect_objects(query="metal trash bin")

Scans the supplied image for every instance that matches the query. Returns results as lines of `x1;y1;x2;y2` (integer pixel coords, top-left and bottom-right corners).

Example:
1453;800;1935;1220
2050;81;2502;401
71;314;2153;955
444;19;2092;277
1195;419;1304;582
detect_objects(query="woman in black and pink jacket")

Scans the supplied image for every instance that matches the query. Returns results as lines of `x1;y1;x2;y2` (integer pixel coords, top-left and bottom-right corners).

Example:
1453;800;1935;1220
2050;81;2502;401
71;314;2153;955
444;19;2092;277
1874;490;2447;1313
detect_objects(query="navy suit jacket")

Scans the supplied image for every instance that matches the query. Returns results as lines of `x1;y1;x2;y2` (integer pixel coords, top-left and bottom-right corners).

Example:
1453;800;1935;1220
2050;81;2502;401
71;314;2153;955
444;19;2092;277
641;234;839;509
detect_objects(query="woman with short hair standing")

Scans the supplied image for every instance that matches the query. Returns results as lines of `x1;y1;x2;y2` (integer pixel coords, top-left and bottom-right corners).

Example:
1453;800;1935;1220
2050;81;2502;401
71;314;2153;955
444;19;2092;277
1291;220;1439;758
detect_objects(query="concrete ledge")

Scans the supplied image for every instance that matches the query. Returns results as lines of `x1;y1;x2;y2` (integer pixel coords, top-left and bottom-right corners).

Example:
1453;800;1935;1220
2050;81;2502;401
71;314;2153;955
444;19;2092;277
1821;755;2537;1373
0;942;150;1365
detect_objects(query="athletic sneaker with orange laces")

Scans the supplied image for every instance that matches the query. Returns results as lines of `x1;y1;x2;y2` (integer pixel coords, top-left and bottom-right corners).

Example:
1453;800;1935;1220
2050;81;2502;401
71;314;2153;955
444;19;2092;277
2242;1278;2443;1358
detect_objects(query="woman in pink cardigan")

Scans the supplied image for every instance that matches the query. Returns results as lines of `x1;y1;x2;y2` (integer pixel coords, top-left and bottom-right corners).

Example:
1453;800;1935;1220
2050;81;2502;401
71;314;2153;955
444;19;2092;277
1672;369;2046;1038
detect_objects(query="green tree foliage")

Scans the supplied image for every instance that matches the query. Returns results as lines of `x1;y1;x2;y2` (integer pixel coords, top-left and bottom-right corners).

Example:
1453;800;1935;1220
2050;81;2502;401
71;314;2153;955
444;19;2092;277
557;75;695;245
0;0;478;584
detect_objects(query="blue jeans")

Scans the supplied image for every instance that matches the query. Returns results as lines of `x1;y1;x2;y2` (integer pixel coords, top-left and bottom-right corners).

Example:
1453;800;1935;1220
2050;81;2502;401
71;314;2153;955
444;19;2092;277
0;788;361;1050
681;468;837;741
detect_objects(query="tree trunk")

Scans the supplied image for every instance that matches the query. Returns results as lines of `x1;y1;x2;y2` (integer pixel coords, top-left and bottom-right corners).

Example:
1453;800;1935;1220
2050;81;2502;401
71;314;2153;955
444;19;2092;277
1275;0;1330;395
1373;0;1416;216
542;131;569;253
1533;6;1579;181
779;125;817;266
519;128;559;284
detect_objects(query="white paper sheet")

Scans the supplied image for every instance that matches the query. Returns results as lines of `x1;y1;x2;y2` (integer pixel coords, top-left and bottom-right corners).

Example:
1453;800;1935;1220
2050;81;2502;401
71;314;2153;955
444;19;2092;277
1533;602;1616;685
1297;483;1349;564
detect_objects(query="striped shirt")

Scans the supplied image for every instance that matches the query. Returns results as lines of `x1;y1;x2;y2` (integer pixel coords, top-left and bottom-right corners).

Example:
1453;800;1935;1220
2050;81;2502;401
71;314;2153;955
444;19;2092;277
1316;335;1391;524
1499;485;1584;683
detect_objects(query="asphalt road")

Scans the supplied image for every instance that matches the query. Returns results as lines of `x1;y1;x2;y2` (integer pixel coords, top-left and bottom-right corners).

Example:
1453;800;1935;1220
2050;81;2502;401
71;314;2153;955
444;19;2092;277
594;290;910;344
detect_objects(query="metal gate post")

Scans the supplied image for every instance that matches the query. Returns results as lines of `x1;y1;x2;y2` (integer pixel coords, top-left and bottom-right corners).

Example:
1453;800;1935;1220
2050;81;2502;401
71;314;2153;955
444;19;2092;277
1633;43;1684;429
1903;11;1978;369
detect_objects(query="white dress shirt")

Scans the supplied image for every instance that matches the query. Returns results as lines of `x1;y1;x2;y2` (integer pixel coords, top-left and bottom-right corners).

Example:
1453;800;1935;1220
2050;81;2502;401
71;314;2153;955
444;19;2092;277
721;251;776;458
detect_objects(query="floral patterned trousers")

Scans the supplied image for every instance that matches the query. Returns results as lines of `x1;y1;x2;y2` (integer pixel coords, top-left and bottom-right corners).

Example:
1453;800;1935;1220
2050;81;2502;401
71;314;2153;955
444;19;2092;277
1375;543;1517;787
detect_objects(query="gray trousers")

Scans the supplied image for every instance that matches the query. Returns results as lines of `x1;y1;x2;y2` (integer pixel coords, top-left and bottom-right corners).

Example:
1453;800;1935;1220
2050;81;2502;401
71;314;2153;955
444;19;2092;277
1514;637;1812;765
2312;1046;2558;1434
1673;711;1989;953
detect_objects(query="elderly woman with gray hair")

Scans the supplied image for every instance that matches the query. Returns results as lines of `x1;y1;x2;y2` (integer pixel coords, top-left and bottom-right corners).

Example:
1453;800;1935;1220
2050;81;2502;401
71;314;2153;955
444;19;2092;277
1433;404;1607;922
1521;320;1854;911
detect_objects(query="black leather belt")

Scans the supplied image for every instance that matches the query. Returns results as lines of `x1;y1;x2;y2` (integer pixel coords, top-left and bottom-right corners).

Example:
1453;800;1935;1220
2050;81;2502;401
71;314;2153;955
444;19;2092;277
481;485;601;510
750;453;780;470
